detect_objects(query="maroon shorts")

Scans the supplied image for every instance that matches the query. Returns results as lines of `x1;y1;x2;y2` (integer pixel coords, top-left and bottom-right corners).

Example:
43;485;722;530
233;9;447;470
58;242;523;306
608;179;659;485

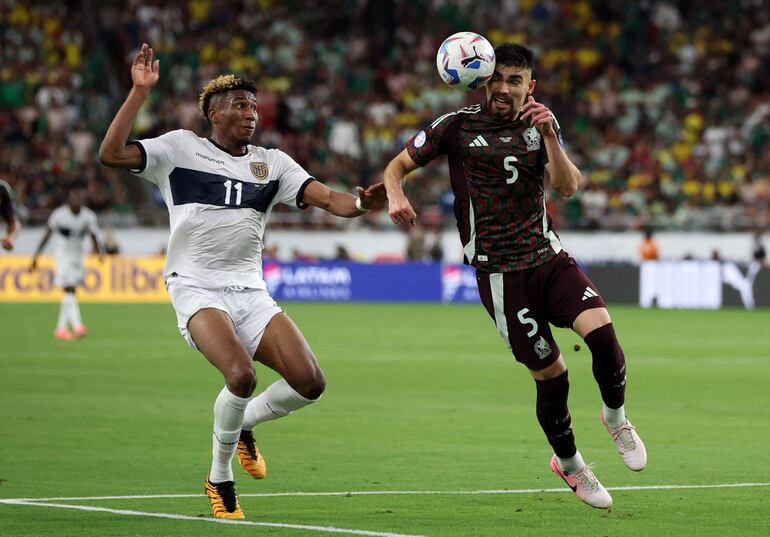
475;251;606;371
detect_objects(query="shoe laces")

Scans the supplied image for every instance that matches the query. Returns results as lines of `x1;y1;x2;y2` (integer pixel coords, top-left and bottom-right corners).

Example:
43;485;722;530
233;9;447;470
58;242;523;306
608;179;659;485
611;422;637;451
575;464;601;493
213;480;238;512
240;430;258;460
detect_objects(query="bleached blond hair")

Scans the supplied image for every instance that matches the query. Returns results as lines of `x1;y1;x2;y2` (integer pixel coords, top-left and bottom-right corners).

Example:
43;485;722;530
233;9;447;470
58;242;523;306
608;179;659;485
198;74;257;124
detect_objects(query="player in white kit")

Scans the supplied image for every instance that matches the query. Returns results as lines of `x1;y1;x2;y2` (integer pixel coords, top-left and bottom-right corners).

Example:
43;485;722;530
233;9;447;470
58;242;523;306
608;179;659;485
31;183;103;340
99;43;387;519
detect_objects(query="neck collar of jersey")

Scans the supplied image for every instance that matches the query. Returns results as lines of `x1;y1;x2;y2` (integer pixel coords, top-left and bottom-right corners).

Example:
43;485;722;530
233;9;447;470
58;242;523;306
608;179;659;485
207;137;250;157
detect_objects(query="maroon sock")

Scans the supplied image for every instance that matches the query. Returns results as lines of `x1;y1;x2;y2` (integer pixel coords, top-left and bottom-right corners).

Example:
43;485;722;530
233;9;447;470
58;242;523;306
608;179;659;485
535;371;576;458
584;323;627;409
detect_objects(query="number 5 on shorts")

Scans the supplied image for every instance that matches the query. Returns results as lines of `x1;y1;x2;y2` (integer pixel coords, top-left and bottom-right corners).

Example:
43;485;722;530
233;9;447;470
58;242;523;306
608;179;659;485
517;308;538;337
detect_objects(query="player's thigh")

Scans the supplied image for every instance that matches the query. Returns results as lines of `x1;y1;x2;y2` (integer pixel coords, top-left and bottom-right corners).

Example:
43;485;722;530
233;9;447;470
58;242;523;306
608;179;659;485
188;307;253;377
255;312;324;389
545;253;607;331
476;270;560;371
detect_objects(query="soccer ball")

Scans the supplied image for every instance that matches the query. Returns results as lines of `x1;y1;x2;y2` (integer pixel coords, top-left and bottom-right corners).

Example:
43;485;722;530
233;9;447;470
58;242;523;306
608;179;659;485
436;32;496;90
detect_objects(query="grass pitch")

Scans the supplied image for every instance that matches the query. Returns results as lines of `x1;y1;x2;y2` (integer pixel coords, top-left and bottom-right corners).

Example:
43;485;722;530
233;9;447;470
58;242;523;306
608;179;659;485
0;302;768;536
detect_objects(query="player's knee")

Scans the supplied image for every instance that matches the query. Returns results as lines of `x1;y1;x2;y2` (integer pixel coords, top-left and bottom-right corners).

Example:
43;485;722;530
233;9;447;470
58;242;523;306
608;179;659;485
584;323;624;362
226;365;257;397
295;366;326;400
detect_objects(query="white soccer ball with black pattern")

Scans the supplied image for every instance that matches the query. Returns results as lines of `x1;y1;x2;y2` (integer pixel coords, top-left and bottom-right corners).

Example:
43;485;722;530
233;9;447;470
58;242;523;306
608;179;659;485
436;32;496;90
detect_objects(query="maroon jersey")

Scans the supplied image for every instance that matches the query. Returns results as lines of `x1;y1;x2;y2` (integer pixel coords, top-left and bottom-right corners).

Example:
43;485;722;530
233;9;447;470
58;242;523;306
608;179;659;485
407;103;564;271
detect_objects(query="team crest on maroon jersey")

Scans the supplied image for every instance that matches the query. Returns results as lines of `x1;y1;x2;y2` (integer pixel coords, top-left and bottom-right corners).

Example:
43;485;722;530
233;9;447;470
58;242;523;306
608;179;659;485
250;162;268;179
522;127;541;151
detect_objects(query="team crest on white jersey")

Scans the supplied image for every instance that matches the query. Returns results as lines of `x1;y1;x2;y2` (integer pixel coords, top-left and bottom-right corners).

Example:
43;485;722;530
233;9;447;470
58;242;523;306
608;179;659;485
250;162;268;180
522;127;541;152
534;336;551;359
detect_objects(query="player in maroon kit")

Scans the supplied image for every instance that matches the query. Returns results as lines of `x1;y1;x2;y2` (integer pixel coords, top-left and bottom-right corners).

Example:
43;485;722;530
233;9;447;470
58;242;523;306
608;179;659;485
383;43;646;509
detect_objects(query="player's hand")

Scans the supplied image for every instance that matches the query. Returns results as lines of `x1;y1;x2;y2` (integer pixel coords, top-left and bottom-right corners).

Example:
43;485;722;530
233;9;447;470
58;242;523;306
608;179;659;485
356;182;387;211
131;43;160;90
388;192;417;226
1;238;12;250
519;95;554;137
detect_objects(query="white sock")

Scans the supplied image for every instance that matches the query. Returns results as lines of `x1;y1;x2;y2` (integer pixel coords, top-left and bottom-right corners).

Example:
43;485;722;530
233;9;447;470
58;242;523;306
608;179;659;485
557;450;586;474
209;387;250;483
56;295;70;330
67;293;83;328
603;403;626;428
241;379;318;430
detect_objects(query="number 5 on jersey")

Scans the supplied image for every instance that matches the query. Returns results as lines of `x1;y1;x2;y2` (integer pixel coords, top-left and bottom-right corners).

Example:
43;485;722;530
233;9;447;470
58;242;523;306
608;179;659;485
504;156;519;184
224;179;243;205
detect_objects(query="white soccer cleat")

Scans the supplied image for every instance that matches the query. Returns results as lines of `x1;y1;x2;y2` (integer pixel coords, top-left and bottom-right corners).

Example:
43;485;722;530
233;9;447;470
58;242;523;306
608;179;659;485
602;413;647;471
550;455;613;509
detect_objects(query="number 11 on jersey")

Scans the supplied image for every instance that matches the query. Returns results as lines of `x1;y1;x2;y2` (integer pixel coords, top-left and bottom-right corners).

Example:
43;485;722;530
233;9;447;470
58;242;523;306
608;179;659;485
224;179;243;205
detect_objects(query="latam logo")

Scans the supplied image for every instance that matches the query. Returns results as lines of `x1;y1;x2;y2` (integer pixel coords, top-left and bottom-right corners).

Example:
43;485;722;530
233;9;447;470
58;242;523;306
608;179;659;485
263;263;353;300
441;265;480;303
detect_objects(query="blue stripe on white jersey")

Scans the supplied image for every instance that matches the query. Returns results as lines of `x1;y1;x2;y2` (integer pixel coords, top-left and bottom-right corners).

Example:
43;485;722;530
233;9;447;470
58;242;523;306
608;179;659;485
169;167;279;212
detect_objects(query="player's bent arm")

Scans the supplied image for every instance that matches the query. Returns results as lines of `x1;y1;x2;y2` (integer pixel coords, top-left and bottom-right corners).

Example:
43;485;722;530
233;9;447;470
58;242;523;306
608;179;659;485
99;87;151;169
301;181;368;218
384;149;420;225
543;133;580;197
383;149;419;198
4;215;20;241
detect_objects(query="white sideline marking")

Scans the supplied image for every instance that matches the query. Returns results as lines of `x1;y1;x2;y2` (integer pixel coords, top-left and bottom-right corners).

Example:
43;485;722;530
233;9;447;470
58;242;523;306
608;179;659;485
0;500;427;537
1;482;767;503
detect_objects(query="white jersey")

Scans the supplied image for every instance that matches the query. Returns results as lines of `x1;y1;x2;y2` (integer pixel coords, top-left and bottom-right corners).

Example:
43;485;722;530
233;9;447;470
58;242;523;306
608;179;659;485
47;205;99;267
130;129;313;289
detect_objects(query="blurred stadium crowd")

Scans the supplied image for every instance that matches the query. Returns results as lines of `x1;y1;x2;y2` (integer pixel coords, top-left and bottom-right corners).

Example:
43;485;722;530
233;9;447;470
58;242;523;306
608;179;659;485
1;0;769;232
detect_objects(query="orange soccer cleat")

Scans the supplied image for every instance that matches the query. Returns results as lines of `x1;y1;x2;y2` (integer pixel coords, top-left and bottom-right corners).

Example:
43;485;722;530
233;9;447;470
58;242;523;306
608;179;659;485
204;478;244;519
237;429;267;479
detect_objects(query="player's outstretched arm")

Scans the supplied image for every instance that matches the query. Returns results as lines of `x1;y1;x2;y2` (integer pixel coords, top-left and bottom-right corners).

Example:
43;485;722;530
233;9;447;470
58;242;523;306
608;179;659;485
301;181;386;217
90;232;105;263
30;227;52;271
99;43;160;169
384;149;419;226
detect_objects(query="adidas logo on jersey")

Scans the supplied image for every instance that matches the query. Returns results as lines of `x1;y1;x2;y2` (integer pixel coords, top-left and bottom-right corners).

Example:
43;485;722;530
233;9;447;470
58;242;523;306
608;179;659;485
582;287;599;301
469;135;489;147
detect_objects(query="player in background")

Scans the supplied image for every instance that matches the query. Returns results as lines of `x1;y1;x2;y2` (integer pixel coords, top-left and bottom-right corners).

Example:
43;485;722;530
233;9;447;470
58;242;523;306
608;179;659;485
1;179;21;251
99;44;386;519
31;183;103;340
383;43;646;509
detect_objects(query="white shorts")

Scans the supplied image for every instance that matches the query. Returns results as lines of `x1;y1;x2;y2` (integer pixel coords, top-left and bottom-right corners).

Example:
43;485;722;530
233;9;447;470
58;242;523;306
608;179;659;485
56;259;84;288
166;279;284;358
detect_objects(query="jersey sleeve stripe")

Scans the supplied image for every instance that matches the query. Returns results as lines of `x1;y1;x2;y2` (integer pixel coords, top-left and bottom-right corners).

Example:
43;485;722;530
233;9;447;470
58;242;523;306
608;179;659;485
127;140;148;173
296;177;317;209
430;104;481;128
